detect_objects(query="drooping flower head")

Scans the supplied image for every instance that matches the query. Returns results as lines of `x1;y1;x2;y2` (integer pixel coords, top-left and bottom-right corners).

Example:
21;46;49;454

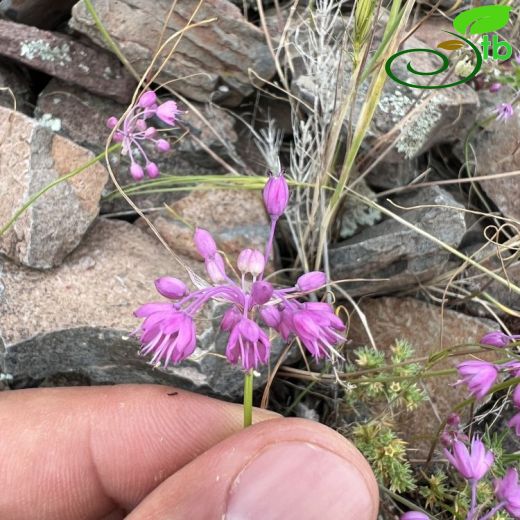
444;437;494;481
455;360;499;399
107;90;179;180
495;468;520;518
226;318;270;371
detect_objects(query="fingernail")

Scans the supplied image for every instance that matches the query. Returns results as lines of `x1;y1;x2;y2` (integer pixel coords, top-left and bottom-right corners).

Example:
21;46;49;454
225;441;374;519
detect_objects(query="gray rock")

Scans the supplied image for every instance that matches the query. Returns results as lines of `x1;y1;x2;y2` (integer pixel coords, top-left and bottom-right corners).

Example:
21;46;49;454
70;0;275;106
365;158;422;190
0;18;136;103
0;107;108;269
0;218;280;398
0;60;33;115
461;89;520;222
330;186;467;295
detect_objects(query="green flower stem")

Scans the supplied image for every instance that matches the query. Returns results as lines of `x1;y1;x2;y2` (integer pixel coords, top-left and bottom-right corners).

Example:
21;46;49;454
243;370;254;428
0;144;120;238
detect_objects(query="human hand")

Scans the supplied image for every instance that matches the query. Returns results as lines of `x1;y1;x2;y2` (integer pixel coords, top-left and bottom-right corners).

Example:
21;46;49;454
0;385;378;519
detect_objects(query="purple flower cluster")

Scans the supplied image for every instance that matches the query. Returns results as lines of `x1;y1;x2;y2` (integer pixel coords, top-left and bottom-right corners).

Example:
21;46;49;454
455;342;520;438
107;90;180;180
132;170;346;372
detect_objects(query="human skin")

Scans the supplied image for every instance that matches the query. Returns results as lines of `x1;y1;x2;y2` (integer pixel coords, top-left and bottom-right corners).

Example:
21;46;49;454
0;384;379;519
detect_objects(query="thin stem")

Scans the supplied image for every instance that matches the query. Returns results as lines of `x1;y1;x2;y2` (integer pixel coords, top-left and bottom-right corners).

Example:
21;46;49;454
467;480;477;520
478;502;506;520
264;218;278;268
243;371;254;428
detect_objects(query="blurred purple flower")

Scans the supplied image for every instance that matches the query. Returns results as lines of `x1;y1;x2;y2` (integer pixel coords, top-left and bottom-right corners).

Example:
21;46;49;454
495;468;520;518
455;360;499;399
489;82;502;93
401;513;429;520
444;437;493;481
508;412;520;436
495;103;515;122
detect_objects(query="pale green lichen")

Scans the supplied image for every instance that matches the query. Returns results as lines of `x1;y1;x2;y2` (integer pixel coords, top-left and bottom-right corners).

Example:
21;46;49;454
38;113;62;132
20;40;72;66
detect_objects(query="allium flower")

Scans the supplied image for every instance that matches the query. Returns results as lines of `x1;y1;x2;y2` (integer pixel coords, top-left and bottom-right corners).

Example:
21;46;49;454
489;82;502;93
133;169;347;372
495;468;520;517
132;304;196;367
481;330;514;348
455;360;499;399
441;413;469;447
508;412;520;436
107;90;179;180
514;385;520;408
495;103;515;122
263;169;289;219
444;437;494;481
400;513;429;520
226;318;270;371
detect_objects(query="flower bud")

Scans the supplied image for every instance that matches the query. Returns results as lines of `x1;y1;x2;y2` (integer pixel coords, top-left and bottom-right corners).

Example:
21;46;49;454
106;116;118;129
135;119;147;132
251;281;273;305
154;277;188;299
112;131;124;143
146;162;160;178
480;330;510;348
221;306;241;332
237;248;265;276
144;127;157;138
296;271;326;292
156;100;180;126
446;413;461;428
205;253;226;283
263;170;289;219
489;82;502;93
194;228;217;258
130;163;144;181
138;90;157;108
260;306;281;328
514;385;520;408
156;139;170;152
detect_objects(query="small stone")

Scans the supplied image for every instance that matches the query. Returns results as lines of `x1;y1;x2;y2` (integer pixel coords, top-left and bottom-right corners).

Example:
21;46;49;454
348;296;498;456
70;0;275;106
0;107;108;269
137;188;270;260
0;219;280;398
330;187;467;295
0;18;135;103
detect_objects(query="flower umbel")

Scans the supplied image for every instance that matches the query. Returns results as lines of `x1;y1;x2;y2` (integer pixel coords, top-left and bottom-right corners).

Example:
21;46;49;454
107;90;180;180
133;169;346;372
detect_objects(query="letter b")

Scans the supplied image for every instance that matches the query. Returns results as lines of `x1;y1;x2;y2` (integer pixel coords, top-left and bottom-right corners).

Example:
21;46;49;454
492;34;512;60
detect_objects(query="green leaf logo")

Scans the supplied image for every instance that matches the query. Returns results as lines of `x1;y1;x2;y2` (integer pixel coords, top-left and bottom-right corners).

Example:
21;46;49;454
453;5;511;35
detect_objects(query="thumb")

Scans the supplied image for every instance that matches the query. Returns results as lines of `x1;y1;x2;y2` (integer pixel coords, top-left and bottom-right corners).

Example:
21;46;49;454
127;417;379;519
